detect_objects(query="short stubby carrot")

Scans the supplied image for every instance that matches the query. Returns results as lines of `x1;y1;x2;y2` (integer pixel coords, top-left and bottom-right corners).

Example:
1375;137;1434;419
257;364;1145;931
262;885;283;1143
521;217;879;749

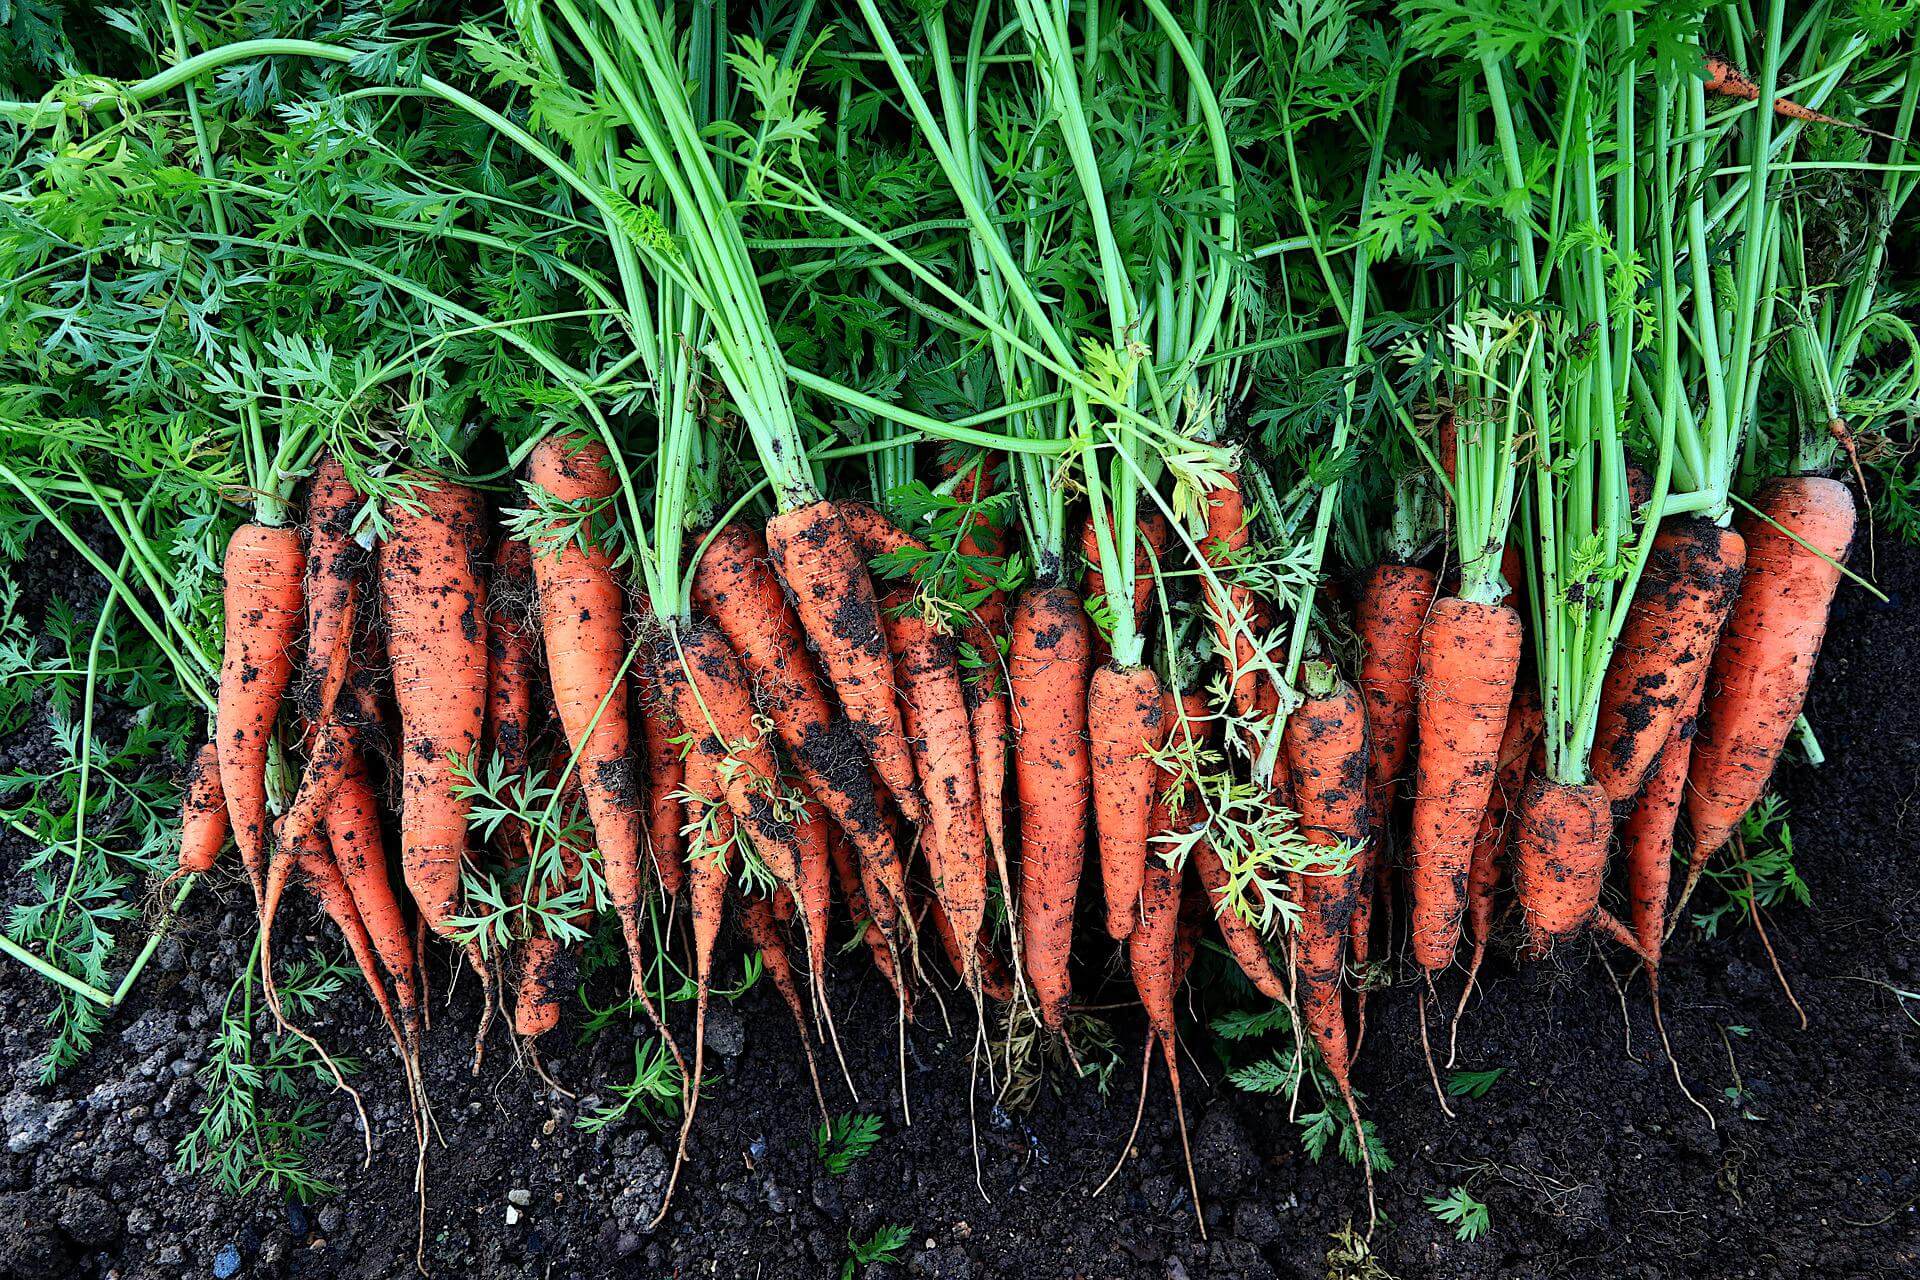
173;741;229;882
526;434;649;986
765;500;923;824
694;522;912;936
378;481;489;946
1590;519;1746;805
1090;663;1167;941
1688;477;1856;861
1512;776;1612;955
218;522;306;900
879;583;988;988
1011;583;1093;1030
1409;596;1523;971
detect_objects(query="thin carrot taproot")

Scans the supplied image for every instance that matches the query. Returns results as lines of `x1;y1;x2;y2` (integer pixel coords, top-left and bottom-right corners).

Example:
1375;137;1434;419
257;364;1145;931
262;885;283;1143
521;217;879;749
740;892;828;1121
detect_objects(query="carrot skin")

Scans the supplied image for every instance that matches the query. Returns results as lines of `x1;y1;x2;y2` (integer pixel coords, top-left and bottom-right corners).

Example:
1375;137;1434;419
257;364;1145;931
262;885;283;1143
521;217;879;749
176;741;230;879
1512;776;1612;954
1200;477;1268;719
1011;584;1093;1029
1409;596;1523;971
1090;663;1167;941
829;825;905;1009
879;585;988;985
218;523;305;899
693;523;910;933
378;482;489;942
765;500;924;823
1590;519;1746;805
1688;477;1855;860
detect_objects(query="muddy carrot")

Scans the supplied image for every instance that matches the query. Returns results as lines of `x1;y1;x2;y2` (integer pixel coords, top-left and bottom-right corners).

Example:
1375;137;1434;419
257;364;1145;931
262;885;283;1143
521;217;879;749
218;523;305;902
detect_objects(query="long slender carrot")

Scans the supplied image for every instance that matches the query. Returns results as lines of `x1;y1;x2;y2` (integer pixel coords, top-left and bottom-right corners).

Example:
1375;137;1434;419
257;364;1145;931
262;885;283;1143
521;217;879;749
485;534;538;780
1589;520;1746;805
1704;54;1859;129
171;741;229;883
944;458;1014;882
294;840;409;1063
659;746;729;1228
378;480;493;1054
1090;663;1167;941
526;435;657;1010
635;641;687;896
1511;775;1613;956
1624;686;1703;958
1409;596;1523;971
1199;476;1267;718
299;456;364;742
764;500;923;824
879;582;988;990
217;522;305;903
1281;666;1374;1218
1351;563;1435;982
1011;583;1093;1030
329;744;423;1049
1686;477;1856;866
693;523;912;940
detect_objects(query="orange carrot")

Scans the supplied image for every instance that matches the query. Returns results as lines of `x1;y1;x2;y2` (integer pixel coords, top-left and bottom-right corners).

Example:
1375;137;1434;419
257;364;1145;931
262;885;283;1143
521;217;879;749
923;894;1014;1003
878;582;988;990
171;741;229;882
790;786;835;1002
1090;663;1167;941
944;456;1014;875
1511;776;1613;956
830;825;905;1010
1409;596;1523;971
693;523;912;940
294;839;408;1061
1624;686;1703;960
1687;477;1856;865
484;534;538;779
218;523;305;902
1351;563;1435;979
635;641;687;896
526;435;656;1011
327;744;422;1049
765;500;923;823
660;746;730;1227
1282;665;1373;1215
299;456;364;742
1192;840;1287;1003
1705;54;1857;128
1590;520;1746;804
1081;507;1171;663
1199;476;1267;718
1127;794;1204;1231
1011;584;1093;1030
377;480;493;1052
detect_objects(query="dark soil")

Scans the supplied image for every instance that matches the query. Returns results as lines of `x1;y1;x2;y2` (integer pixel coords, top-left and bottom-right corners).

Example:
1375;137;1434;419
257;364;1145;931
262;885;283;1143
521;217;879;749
3;536;1918;1280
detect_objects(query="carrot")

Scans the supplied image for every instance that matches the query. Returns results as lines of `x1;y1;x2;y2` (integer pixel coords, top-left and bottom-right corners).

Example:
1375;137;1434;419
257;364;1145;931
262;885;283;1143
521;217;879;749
1010;583;1093;1030
1686;477;1856;866
261;721;354;970
635;642;687;896
1351;562;1435;976
1704;54;1858;129
484;534;538;780
171;741;229;882
1122;795;1204;1234
1090;663;1167;941
693;523;912;940
1623;685;1704;959
878;582;988;989
1589;519;1747;805
1199;476;1269;718
739;892;828;1119
298;456;364;742
790;787;835;1003
764;500;924;824
940;459;1016;889
377;480;494;1054
1408;596;1523;971
1454;681;1542;1039
653;623;803;893
329;745;423;1050
293;839;409;1062
217;523;305;902
1511;775;1614;956
1173;875;1206;993
1281;665;1374;1219
1081;507;1170;664
1193;840;1288;1003
526;434;658;1006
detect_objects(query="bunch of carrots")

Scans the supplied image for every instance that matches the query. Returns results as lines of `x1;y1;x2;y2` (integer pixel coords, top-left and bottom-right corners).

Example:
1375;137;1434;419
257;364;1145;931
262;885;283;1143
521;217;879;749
1;0;1905;1250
